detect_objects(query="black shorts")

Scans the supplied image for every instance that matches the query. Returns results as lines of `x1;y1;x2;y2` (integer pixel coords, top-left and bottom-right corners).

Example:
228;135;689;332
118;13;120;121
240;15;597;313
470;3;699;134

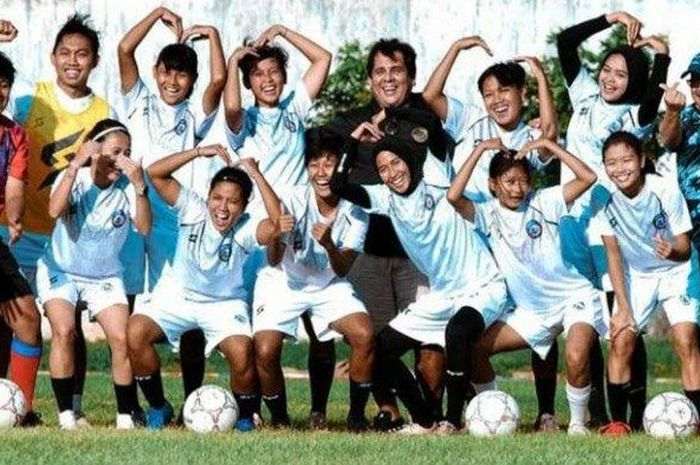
0;239;33;303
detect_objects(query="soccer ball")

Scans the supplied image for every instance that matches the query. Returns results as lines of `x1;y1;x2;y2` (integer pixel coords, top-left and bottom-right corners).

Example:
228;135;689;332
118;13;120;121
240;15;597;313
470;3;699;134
0;379;27;428
464;390;520;438
643;392;699;439
183;385;238;433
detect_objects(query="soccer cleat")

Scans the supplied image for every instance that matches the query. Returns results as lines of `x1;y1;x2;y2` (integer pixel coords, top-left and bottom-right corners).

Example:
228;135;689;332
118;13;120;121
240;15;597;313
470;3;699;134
146;402;174;430
116;413;136;430
74;412;91;429
373;411;405;432
346;414;370;433
58;410;77;430
308;411;328;431
435;420;459;435
20;411;43;427
567;423;590;436
599;421;631;436
395;422;437;435
235;417;256;432
534;413;559;432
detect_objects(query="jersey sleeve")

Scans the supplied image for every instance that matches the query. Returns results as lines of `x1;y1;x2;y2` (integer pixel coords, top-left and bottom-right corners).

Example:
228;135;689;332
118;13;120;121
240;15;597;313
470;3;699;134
224;108;249;151
443;95;467;140
533;186;567;221
567;68;599;110
664;179;693;235
472;201;494;235
8;75;35;125
8;124;28;182
121;78;148;117
194;107;218;143
291;80;314;119
234;213;262;253
340;206;369;253
173;186;206;224
361;184;391;215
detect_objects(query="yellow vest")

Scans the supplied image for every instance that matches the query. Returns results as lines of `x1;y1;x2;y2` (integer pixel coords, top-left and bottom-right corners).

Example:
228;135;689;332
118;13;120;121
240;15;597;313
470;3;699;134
10;81;110;235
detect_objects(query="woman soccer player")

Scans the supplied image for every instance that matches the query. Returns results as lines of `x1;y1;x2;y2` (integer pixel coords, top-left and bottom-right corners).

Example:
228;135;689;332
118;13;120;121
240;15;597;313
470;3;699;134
595;131;700;435
36;119;151;429
446;137;604;435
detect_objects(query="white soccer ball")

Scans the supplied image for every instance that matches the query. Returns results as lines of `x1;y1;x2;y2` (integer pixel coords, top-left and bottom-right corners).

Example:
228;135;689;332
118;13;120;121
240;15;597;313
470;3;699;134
643;392;699;439
464;390;520;438
0;379;27;428
183;385;238;433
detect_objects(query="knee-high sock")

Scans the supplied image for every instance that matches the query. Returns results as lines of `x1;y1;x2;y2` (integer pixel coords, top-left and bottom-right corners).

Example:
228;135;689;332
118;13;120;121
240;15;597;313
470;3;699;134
9;339;41;410
628;336;647;430
587;336;608;424
179;329;206;399
532;341;558;416
308;339;336;415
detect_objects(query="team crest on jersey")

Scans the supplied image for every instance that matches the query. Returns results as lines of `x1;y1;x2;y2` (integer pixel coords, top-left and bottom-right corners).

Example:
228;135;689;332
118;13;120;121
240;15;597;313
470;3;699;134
175;118;187;136
283;112;298;132
218;244;232;262
111;210;127;228
526;219;542;239
652;212;668;230
424;194;436;210
188;234;198;243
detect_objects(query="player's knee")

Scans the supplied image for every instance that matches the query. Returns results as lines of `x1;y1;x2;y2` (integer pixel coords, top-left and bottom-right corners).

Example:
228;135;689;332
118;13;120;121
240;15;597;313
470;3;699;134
565;346;588;374
254;339;281;368
108;331;129;354
610;333;636;360
348;325;374;352
126;320;148;354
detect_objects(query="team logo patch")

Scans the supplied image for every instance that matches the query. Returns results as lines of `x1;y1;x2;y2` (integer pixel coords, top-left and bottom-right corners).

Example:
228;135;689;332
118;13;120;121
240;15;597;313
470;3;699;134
424;194;436;211
111;210;127;228
679;295;692;306
653;212;668;230
102;282;113;292
255;305;265;315
218;244;232;262
573;301;586;312
234;314;246;324
175;118;187;136
608;214;618;228
49;276;58;285
283;113;298;132
525;219;542;239
188;234;198;243
411;126;428;144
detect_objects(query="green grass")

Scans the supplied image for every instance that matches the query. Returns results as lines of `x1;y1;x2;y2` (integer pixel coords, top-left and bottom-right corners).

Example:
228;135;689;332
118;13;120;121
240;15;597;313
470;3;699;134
2;340;696;465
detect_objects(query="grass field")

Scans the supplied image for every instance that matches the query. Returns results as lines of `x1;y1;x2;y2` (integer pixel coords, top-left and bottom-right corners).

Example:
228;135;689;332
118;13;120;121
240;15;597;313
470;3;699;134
2;341;699;465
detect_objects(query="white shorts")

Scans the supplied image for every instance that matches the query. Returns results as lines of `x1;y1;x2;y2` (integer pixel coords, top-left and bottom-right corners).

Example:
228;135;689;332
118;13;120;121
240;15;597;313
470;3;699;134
35;259;128;320
253;272;367;342
615;266;699;332
135;290;252;356
390;280;508;347
500;289;607;359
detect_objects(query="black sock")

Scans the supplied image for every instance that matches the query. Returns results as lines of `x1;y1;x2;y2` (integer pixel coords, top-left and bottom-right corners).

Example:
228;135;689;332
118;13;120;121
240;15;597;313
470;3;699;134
126;381;141;413
262;392;290;425
532;342;558;417
349;380;372;419
114;383;134;414
51;376;74;412
234;392;259;420
607;382;630;422
308;340;335;415
684;390;700;418
135;372;166;409
588;336;608;424
180;329;206;398
417;371;443;421
628;336;647;430
445;371;469;428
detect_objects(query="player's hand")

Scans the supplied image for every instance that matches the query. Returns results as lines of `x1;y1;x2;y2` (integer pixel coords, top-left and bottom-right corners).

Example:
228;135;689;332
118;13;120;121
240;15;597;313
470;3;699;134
158;7;183;42
609;309;638;340
350;122;384;143
477;137;507;153
180;24;217;44
513;56;544;75
196;144;231;166
252;24;287;48
311;222;334;249
115;154;145;189
514;138;554;159
606;11;643;45
453;35;493;56
228;45;259;65
660;82;686;113
633;35;669;55
652;232;674;259
0;20;18;42
234;157;262;177
72;140;101;168
371;109;386;127
276;214;295;237
7;218;23;245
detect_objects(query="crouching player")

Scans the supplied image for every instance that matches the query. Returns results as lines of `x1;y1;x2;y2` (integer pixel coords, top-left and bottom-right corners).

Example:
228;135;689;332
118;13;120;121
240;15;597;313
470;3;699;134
595;132;700;435
127;146;284;430
447;137;605;435
331;118;508;434
253;128;374;431
37;119;151;429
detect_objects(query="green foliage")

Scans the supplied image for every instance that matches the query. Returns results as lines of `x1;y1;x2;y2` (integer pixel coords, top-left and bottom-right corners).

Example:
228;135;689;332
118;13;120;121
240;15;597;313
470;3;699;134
310;41;373;127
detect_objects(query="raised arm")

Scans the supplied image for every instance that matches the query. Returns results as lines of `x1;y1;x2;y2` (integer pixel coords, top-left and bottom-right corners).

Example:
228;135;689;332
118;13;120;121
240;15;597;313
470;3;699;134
329;125;378;209
181;25;226;116
47;141;98;219
115;155;151;235
658;82;686;150
422;36;492;121
4;177;25;245
253;24;331;100
514;56;558;147
223;46;258;133
117;7;183;93
147;144;231;207
634;36;671;127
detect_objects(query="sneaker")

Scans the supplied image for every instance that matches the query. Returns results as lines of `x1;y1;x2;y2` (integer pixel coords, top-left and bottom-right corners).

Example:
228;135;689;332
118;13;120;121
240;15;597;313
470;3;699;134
599;421;631;436
116;413;135;430
74;412;91;429
146;402;174;430
395;422;437;435
235;417;256;432
21;411;43;427
308;411;328;431
58;410;77;430
567;423;590;436
347;414;370;433
534;413;559;433
435;420;459;435
373;411;405;432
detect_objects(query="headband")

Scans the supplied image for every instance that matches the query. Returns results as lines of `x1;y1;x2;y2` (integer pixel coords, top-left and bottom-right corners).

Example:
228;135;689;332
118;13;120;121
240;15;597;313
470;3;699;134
91;126;129;142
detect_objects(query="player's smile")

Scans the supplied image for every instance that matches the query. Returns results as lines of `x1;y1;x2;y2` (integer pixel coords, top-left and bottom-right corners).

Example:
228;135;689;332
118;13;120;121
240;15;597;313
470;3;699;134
481;77;523;131
604;143;644;197
154;63;193;106
51;33;98;95
308;154;338;200
208;183;245;233
599;54;629;103
376;150;411;194
370;52;413;109
250;58;284;108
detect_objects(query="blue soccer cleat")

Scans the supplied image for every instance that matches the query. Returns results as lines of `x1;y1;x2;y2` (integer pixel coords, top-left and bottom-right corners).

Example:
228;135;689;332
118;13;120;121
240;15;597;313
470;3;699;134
235;417;256;432
146;401;174;430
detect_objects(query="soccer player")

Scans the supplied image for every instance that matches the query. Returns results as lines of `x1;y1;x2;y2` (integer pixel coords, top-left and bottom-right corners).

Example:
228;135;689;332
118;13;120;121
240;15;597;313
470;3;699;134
594;131;700;435
36;119;151;429
117;6;226;413
557;12;670;428
0;16;114;424
447;137;604;435
330;111;508;434
127;148;285;431
0;50;42;426
252;128;374;431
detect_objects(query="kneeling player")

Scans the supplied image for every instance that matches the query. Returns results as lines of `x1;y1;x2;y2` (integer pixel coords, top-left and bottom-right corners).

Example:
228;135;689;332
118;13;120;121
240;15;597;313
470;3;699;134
596;132;700;435
447;137;604;435
253;128;374;431
127;146;284;430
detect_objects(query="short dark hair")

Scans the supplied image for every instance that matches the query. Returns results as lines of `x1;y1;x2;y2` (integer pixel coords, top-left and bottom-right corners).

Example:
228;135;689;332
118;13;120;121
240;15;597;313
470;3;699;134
84;118;130;142
209;167;253;203
238;45;288;89
478;62;526;94
156;44;199;97
53;14;100;56
304;127;343;166
488;149;532;181
366;39;417;80
0;52;16;87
